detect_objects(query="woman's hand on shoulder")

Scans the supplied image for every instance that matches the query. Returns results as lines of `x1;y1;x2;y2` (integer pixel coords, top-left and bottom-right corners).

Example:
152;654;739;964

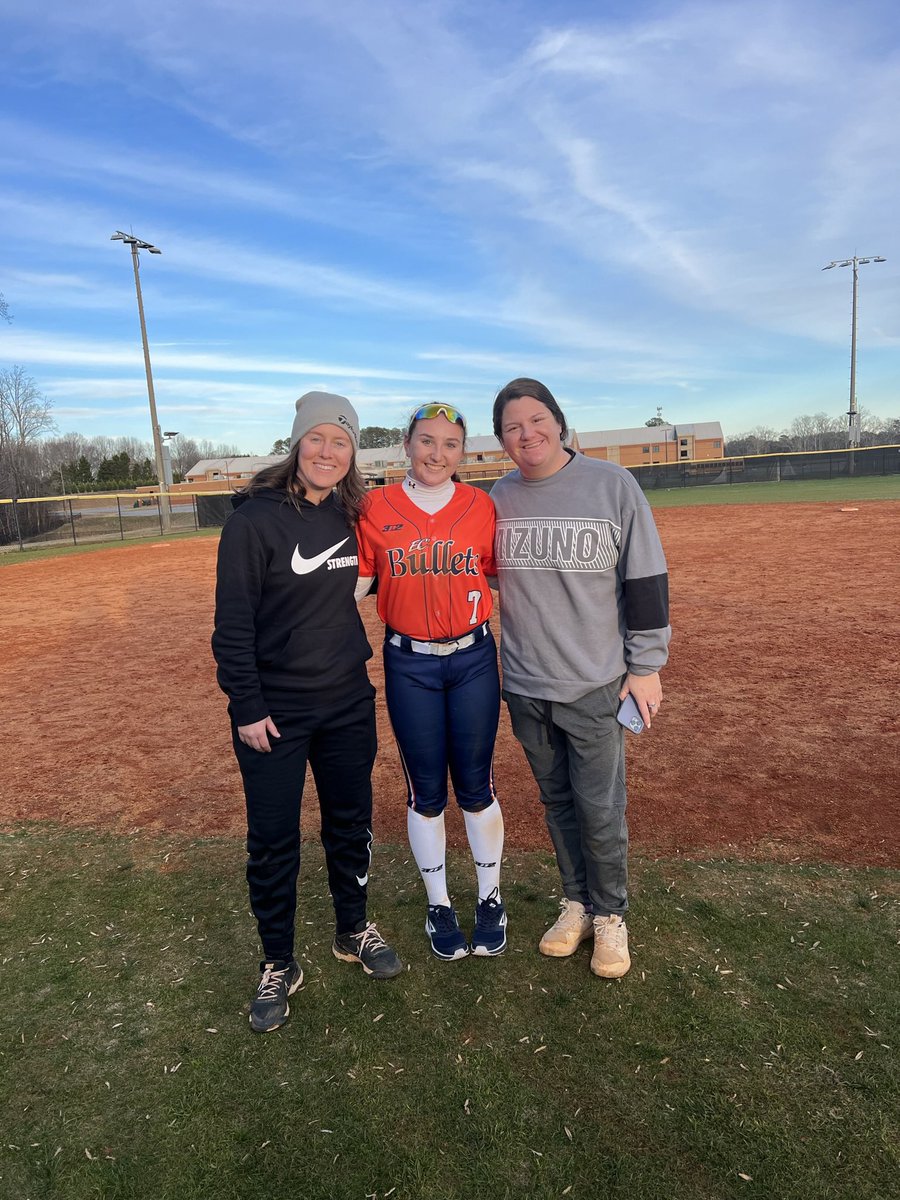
237;716;281;753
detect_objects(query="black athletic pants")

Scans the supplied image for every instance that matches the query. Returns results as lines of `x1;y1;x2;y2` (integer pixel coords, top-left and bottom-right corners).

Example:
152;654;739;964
231;682;377;962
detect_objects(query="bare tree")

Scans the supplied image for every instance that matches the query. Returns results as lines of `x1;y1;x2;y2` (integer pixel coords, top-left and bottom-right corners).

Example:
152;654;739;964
0;366;54;444
725;425;787;455
196;438;242;458
0;293;10;323
42;432;92;468
789;413;817;452
166;435;246;477
729;406;899;455
856;407;898;447
116;435;154;464
168;434;202;479
0;368;59;546
0;367;56;497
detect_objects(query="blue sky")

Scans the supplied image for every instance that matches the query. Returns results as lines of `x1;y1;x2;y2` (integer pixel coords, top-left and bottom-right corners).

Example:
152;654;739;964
1;0;897;451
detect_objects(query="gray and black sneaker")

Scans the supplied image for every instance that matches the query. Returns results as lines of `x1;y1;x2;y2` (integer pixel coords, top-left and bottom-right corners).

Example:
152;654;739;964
332;922;403;979
249;958;303;1033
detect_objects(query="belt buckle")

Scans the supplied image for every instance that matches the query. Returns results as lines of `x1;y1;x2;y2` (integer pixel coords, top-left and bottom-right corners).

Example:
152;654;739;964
433;640;458;656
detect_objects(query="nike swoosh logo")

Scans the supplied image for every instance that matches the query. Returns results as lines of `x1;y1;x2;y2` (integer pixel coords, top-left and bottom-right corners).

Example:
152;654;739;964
291;538;349;575
356;828;373;888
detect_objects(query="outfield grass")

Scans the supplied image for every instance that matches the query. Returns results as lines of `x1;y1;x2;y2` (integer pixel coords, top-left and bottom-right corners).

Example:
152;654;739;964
2;826;896;1200
645;475;900;507
1;476;898;564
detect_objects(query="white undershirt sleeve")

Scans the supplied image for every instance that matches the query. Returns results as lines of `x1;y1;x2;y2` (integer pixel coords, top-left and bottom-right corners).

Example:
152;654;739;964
354;575;374;603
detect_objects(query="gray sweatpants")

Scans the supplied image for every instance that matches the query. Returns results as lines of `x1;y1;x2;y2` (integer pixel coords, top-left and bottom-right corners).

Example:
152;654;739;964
504;679;628;917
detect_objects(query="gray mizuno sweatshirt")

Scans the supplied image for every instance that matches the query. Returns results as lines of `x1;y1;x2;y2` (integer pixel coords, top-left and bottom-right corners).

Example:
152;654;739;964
492;450;671;702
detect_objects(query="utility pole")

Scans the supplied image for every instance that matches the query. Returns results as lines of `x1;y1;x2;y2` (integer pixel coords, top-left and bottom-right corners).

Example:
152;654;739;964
111;231;171;529
822;255;886;449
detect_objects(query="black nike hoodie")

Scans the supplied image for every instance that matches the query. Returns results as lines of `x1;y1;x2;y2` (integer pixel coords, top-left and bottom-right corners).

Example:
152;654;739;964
212;488;373;725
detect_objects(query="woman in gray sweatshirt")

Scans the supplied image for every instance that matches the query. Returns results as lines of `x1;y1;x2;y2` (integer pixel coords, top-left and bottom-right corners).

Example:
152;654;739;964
491;378;671;980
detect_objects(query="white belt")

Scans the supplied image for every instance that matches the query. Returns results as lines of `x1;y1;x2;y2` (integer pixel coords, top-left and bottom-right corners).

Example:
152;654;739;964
388;623;488;656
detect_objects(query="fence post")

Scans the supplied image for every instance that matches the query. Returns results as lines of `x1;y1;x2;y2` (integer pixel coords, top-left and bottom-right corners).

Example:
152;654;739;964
117;495;125;540
192;494;199;530
68;499;78;544
157;494;164;536
11;497;24;551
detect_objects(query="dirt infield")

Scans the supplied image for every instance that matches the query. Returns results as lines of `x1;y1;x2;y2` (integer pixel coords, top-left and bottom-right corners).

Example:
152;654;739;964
2;500;897;866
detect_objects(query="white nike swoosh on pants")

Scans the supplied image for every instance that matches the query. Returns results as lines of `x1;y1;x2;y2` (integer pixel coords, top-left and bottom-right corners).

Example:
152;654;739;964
357;828;373;887
291;538;349;575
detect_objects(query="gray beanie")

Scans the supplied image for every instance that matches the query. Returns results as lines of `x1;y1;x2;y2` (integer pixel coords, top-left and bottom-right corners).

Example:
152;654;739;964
289;391;360;450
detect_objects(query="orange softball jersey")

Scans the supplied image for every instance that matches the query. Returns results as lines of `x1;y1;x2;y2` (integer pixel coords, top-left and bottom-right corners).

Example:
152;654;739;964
356;483;496;641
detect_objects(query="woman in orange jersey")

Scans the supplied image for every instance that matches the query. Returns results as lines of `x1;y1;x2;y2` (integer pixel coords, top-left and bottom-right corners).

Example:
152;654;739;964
356;404;505;961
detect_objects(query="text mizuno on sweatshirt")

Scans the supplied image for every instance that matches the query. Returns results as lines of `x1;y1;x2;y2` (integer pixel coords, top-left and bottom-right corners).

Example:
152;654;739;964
491;450;671;702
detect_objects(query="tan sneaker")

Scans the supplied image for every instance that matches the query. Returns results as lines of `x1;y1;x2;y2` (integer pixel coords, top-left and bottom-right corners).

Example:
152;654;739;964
590;914;631;978
539;899;593;957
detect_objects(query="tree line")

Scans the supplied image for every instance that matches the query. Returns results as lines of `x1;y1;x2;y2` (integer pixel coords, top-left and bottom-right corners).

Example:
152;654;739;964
268;426;405;455
3;358;898;520
724;408;899;456
0;366;242;498
0;365;244;544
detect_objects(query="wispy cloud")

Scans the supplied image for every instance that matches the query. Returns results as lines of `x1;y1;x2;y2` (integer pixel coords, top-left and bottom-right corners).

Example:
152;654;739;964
2;0;897;447
4;329;451;381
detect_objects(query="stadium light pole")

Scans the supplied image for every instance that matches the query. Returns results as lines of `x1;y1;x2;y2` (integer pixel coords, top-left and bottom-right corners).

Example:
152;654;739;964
161;430;180;489
111;230;171;529
822;254;886;449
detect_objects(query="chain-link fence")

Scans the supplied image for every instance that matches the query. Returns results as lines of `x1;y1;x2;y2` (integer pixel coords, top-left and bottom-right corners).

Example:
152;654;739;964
0;492;227;552
2;445;897;552
629;444;899;490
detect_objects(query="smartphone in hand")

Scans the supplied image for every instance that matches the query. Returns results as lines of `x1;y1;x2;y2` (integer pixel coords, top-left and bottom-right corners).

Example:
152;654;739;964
616;694;645;735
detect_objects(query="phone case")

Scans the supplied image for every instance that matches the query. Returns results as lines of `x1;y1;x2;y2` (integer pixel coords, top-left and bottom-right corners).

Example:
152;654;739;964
616;694;644;735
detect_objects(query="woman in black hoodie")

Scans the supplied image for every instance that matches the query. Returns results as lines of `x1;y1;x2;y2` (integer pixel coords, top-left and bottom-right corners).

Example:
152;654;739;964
212;391;402;1033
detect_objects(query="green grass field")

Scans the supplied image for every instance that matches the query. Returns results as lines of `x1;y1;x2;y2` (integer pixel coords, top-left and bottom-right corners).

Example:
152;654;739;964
644;475;900;507
2;475;897;564
2;826;896;1200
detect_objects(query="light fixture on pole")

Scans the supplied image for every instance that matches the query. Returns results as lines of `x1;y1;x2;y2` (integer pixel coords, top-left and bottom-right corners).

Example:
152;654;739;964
111;230;171;528
822;255;886;448
161;430;180;489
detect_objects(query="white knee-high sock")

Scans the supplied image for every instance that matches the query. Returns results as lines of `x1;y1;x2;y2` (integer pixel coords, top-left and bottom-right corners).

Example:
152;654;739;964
463;801;504;900
407;808;451;907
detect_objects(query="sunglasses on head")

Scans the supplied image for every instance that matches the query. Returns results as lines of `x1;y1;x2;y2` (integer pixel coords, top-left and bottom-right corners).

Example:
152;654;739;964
411;403;466;428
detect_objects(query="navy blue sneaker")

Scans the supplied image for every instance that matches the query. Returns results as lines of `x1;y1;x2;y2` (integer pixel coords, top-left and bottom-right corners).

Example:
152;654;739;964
249;958;303;1033
425;904;469;960
471;890;507;956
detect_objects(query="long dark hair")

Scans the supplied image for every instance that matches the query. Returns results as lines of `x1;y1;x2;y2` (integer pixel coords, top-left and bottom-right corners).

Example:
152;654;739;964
492;378;568;443
241;440;367;524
